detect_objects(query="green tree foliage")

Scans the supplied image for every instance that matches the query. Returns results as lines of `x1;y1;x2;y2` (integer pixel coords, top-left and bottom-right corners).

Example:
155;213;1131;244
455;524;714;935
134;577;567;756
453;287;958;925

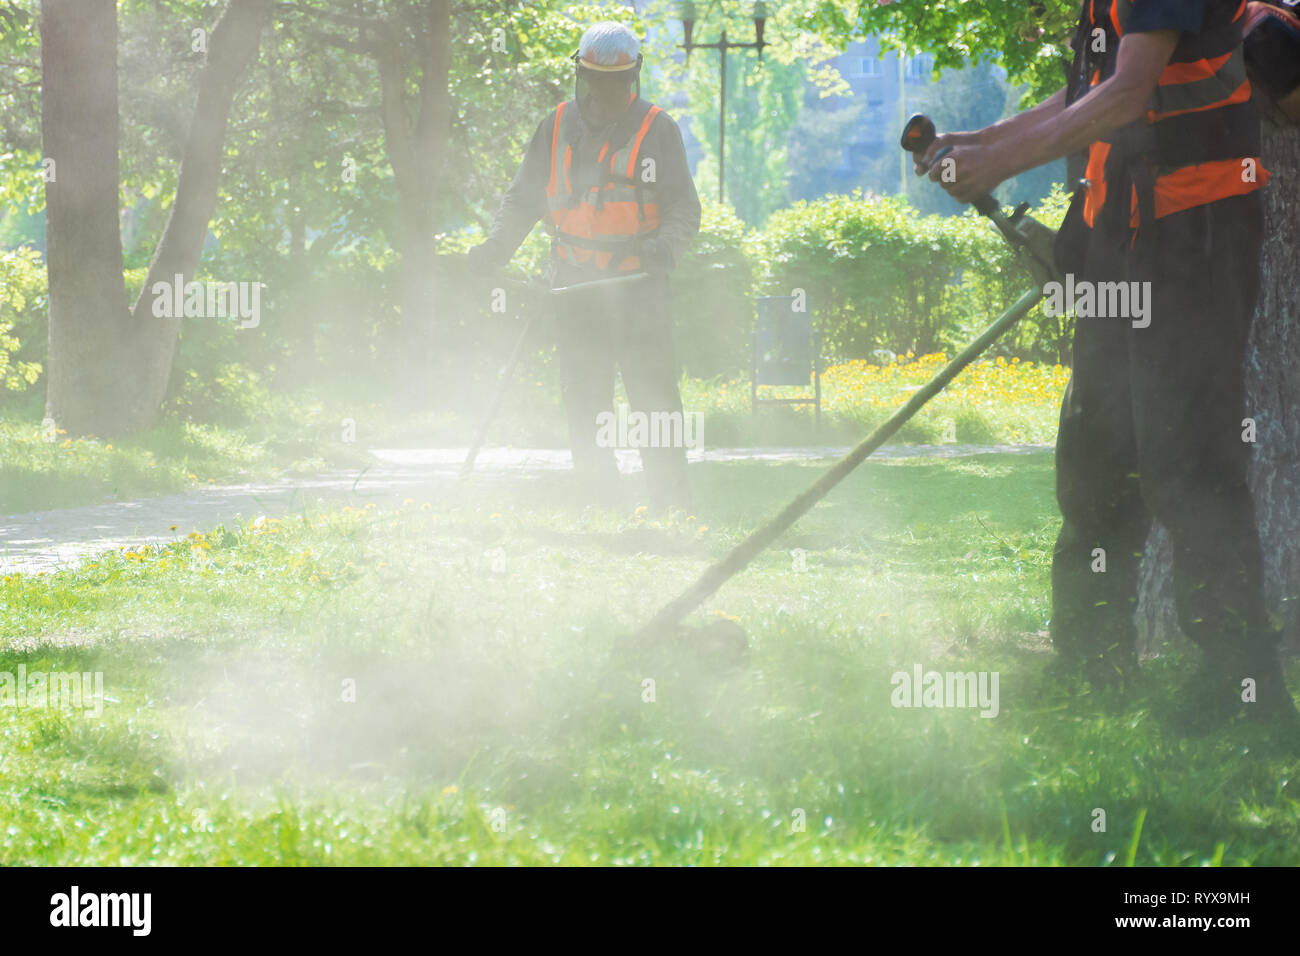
801;0;1080;102
0;247;44;393
0;0;42;241
685;54;803;226
652;3;848;227
0;0;1082;424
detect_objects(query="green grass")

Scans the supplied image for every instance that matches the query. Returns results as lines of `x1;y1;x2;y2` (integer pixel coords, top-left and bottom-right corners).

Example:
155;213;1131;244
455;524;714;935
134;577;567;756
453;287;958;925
0;409;373;515
1;453;1297;865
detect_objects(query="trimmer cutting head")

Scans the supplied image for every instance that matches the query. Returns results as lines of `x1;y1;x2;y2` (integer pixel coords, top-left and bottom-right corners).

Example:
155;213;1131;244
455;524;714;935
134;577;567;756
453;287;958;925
622;616;750;672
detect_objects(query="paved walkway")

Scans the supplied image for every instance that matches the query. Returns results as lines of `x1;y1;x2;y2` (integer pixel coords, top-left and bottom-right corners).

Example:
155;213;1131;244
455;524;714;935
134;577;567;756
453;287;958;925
0;444;1051;575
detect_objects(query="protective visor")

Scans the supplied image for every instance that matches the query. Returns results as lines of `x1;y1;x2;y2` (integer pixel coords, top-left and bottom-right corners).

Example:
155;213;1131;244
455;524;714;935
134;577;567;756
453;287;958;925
573;50;642;128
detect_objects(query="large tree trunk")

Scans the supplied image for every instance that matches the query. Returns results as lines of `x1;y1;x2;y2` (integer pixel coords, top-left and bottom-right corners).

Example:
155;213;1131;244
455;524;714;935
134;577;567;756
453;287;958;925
1138;115;1300;656
41;0;269;438
40;0;139;437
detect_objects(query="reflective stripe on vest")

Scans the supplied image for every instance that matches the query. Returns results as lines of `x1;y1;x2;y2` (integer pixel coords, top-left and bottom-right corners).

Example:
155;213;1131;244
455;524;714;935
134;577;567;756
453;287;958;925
1079;0;1267;228
544;100;664;273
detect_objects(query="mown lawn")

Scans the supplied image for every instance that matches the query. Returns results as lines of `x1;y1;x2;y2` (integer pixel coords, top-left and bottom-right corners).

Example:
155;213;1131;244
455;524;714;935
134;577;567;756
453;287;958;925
1;453;1297;865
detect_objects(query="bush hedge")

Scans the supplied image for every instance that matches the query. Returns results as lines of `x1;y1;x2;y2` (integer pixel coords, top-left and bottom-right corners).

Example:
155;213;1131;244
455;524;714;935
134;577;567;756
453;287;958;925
446;185;1073;385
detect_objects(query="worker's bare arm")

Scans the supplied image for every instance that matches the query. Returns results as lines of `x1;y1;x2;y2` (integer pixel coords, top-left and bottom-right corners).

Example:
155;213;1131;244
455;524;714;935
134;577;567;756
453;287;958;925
931;30;1179;202
1007;30;1178;173
979;87;1070;150
918;87;1067;171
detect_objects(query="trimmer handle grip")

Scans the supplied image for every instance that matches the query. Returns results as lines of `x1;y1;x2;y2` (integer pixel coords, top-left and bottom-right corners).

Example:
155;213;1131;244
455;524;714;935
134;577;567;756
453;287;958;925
901;114;955;176
901;112;1000;217
900;113;936;164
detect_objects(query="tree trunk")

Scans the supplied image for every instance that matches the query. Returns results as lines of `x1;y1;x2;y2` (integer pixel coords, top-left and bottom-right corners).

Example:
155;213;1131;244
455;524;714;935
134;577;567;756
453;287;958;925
42;0;269;437
375;0;450;405
40;0;139;437
129;0;272;420
1138;115;1300;656
305;1;451;405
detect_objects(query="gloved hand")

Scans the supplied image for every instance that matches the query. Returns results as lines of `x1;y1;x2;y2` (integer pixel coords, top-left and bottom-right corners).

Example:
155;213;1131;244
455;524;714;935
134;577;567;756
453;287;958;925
466;241;502;276
638;237;674;275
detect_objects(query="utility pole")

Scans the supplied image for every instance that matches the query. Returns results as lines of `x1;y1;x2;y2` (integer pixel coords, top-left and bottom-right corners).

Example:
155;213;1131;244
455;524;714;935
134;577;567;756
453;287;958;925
677;2;770;206
899;48;907;194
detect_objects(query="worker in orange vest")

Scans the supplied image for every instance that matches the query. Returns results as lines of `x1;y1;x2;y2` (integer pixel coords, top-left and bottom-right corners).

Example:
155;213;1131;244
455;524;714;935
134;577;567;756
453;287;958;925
920;0;1295;732
468;22;701;511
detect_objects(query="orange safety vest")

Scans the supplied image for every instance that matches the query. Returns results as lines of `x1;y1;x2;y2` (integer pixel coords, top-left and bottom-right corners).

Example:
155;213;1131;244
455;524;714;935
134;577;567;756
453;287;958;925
545;98;664;273
1069;0;1268;231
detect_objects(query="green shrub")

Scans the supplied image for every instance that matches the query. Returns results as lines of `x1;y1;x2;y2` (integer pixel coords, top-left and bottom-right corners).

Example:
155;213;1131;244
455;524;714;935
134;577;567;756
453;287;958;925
439;188;1075;388
166;362;275;428
671;201;755;378
940;184;1074;364
748;191;968;360
0;247;46;397
747;187;1074;366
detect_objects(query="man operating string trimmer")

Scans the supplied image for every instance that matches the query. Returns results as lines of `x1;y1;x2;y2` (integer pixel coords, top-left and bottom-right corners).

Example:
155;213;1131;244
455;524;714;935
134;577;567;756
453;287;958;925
467;21;701;512
919;0;1295;731
631;2;1298;734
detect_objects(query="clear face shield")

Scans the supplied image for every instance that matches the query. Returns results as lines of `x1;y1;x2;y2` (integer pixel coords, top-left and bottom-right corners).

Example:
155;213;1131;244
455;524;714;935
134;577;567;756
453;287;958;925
573;52;641;130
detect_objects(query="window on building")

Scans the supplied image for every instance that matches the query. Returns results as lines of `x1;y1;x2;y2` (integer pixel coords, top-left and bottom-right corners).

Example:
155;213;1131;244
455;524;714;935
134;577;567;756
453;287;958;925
855;56;881;77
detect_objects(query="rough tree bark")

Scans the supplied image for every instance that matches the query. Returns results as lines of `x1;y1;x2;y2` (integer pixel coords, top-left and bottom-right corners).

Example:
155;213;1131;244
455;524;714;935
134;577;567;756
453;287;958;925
40;0;136;437
41;0;270;437
1138;114;1300;656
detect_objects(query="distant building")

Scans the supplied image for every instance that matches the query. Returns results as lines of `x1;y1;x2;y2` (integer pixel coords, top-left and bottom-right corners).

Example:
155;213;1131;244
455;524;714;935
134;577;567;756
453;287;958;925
816;38;932;193
672;36;932;200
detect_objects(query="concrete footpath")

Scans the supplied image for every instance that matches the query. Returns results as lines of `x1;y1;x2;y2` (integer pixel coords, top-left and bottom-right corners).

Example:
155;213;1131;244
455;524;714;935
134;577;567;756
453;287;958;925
0;444;1051;575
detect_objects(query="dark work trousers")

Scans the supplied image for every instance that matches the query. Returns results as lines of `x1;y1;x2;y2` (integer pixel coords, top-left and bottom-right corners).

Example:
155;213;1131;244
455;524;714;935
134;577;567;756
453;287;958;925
552;274;691;509
1051;190;1273;670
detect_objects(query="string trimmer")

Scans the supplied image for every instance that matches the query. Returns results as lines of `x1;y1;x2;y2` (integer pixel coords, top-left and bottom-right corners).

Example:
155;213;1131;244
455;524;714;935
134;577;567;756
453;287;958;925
625;114;1060;651
459;270;652;479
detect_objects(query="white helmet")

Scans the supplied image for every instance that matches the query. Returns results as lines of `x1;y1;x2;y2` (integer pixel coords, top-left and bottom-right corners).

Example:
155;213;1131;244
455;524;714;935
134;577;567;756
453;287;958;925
578;21;642;72
573;22;644;128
